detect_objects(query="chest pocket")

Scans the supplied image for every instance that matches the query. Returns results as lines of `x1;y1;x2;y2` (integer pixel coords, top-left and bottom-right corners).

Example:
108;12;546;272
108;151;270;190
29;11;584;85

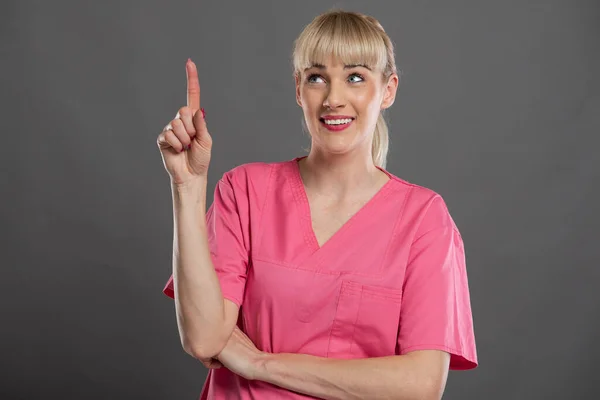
327;280;403;358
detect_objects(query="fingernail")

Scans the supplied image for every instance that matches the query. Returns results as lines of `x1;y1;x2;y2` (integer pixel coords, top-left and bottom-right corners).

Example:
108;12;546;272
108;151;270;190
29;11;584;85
201;108;206;119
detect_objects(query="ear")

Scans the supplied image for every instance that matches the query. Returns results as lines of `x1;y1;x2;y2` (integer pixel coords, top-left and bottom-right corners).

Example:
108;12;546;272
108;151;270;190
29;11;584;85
380;73;399;110
295;73;302;107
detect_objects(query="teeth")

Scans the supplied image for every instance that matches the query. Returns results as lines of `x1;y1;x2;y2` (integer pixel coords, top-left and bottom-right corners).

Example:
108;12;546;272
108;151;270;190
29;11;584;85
323;118;353;125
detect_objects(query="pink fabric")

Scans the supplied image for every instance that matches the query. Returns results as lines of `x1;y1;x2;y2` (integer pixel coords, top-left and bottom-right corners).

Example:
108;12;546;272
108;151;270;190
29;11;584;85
163;157;478;399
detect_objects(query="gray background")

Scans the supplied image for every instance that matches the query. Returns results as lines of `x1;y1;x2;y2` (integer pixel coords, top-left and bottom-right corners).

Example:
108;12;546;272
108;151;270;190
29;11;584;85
1;0;599;399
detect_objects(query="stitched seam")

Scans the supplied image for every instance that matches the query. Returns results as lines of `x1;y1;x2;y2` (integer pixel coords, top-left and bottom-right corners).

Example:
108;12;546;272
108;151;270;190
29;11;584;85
380;185;414;272
217;177;250;266
326;281;346;357
360;291;402;303
252;256;385;277
253;163;275;258
349;289;363;355
289;160;317;248
400;344;465;354
410;194;449;244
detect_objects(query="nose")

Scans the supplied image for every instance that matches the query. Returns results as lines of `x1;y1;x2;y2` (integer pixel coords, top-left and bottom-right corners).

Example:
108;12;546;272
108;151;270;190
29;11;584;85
323;81;346;110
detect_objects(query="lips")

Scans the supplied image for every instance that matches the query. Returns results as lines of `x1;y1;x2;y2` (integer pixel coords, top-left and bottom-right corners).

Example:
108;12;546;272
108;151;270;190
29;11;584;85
319;115;355;132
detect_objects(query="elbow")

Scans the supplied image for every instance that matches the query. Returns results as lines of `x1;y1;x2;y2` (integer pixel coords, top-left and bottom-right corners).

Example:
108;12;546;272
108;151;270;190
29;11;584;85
179;317;233;360
183;336;228;360
188;346;216;361
185;343;218;360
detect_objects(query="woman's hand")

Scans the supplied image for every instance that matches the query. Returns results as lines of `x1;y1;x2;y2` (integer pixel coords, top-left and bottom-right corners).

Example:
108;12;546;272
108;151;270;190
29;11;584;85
216;326;266;381
198;356;224;370
157;59;213;185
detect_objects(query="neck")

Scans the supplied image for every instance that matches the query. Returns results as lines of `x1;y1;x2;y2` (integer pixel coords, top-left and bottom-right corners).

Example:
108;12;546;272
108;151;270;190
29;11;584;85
298;150;388;198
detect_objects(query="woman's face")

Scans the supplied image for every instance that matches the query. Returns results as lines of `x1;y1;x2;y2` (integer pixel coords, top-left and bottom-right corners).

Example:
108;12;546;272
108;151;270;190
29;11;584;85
296;55;398;159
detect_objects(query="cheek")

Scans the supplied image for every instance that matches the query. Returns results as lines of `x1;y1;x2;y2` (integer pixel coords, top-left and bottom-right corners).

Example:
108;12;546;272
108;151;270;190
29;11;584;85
300;89;322;110
355;95;372;111
353;86;380;110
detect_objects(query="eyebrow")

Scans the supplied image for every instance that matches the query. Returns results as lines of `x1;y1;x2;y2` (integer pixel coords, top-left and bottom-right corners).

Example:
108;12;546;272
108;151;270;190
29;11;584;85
304;63;372;71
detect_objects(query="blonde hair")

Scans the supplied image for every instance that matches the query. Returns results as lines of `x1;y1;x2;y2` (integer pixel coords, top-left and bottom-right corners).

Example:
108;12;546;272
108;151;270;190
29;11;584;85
292;10;398;169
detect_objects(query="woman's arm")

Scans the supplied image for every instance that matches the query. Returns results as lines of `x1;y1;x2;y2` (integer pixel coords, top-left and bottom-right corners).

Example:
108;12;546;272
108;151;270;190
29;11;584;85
255;350;450;400
171;179;238;359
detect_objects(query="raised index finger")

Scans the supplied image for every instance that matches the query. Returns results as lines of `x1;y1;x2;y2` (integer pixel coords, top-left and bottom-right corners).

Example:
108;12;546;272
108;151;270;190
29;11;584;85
186;58;200;110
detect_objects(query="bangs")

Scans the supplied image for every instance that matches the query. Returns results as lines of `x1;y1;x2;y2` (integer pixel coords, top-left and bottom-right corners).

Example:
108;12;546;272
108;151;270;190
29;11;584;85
293;11;388;74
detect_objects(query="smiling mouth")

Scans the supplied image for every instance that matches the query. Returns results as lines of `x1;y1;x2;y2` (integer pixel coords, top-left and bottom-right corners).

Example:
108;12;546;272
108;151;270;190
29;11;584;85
320;117;354;124
319;117;355;131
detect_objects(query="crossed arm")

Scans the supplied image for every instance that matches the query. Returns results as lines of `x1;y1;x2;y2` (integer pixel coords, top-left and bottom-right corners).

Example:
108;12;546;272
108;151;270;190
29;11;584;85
255;349;450;400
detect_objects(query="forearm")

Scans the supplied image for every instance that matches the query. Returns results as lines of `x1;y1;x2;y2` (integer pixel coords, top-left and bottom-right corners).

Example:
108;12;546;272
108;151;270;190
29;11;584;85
256;352;441;400
171;179;226;358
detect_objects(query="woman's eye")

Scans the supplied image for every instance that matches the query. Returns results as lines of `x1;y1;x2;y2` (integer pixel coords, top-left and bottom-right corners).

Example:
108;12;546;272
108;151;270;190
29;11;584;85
306;73;364;84
348;73;364;83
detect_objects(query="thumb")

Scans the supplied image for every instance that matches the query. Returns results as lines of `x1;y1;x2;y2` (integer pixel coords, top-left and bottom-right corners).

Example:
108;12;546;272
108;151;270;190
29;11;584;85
193;107;207;135
192;108;212;150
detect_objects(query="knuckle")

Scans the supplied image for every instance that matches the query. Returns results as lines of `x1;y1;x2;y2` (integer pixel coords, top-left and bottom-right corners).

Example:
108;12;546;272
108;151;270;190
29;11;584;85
171;118;183;129
178;106;192;117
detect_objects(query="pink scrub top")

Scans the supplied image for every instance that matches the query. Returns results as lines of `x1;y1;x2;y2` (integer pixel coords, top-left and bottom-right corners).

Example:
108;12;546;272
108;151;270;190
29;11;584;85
163;156;478;399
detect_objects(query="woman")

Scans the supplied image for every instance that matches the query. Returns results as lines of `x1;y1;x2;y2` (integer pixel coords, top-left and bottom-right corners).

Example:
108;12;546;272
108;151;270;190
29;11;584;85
158;9;477;400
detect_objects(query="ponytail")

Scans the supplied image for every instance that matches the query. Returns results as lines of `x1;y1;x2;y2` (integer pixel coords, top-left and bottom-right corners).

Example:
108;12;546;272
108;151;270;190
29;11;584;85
372;113;389;169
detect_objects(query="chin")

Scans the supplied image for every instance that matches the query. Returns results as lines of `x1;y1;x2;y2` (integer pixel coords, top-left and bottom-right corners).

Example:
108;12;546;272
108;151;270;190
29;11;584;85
309;123;364;151
316;137;359;155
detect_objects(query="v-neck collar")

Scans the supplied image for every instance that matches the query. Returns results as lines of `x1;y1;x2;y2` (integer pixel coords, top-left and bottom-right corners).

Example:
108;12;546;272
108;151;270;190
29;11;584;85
288;156;395;254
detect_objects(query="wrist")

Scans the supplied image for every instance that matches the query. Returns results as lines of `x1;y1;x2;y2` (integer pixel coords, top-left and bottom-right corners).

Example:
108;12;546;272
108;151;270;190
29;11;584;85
171;176;208;193
171;178;208;207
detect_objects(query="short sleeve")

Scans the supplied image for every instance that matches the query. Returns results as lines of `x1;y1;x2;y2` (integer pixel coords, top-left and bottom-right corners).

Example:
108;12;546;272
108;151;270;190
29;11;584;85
397;195;478;370
162;174;250;307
